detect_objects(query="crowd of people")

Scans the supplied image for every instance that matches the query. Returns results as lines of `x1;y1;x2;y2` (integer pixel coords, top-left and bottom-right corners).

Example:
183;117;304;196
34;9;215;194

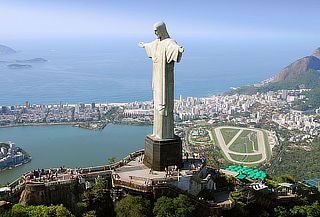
7;150;145;190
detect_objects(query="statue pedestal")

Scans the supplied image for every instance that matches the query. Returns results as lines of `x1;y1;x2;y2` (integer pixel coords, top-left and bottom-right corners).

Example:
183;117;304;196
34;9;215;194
143;134;182;171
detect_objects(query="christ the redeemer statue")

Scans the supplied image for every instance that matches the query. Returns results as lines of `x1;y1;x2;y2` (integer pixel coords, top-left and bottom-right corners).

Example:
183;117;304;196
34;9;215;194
139;21;184;139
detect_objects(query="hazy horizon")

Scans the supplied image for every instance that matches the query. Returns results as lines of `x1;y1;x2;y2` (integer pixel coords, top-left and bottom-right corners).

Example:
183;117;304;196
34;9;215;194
1;0;319;40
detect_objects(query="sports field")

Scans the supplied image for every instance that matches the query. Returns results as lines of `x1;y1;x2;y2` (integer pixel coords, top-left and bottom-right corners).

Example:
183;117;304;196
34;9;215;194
213;126;270;165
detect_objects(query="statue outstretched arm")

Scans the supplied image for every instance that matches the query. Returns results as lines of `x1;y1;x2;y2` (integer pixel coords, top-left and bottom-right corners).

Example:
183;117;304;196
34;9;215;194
139;40;157;58
138;42;145;48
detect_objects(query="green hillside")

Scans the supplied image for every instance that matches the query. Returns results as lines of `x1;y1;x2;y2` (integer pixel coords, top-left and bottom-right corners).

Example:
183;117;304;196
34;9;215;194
230;69;320;94
229;69;320;110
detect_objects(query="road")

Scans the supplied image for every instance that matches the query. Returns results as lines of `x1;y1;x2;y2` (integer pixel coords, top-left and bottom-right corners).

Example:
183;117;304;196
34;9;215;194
213;126;267;165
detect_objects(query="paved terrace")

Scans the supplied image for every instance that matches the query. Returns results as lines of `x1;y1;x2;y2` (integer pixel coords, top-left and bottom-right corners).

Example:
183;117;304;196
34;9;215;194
113;156;204;189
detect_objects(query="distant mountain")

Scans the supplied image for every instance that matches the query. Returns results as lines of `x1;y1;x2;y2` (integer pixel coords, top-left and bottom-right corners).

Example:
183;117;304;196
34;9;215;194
0;44;16;55
0;58;47;63
6;64;32;69
229;47;320;110
271;48;320;82
312;47;320;59
17;58;47;63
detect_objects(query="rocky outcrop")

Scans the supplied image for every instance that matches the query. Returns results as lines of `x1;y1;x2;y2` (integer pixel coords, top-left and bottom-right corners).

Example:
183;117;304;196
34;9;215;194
19;180;83;212
0;45;16;55
271;55;320;82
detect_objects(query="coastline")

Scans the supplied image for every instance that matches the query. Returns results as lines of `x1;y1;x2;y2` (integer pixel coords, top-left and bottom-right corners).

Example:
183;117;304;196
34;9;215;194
0;158;32;172
0;142;32;173
0;120;151;129
0;121;105;129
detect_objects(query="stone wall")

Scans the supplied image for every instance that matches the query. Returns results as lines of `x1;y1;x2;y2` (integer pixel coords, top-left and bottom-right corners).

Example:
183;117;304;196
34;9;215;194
19;180;83;212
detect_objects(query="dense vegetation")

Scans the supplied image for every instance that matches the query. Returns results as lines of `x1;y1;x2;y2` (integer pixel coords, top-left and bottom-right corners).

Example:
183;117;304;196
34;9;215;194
2;174;320;217
0;204;74;217
114;194;196;217
267;138;320;180
231;69;320;94
75;178;114;217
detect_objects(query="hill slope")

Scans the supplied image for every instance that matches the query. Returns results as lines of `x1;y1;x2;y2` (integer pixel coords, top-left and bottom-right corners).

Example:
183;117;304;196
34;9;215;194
231;47;320;93
271;56;320;82
0;44;16;55
231;69;320;94
229;47;320;110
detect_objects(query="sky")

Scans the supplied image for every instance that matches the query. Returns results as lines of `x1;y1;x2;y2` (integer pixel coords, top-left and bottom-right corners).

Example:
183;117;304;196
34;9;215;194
1;0;320;40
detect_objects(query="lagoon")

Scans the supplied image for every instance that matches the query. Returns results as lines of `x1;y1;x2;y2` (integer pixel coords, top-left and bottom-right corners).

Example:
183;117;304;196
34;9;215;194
0;124;151;184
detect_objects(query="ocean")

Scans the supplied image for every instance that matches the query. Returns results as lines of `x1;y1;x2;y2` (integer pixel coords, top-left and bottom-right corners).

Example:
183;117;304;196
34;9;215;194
1;37;318;106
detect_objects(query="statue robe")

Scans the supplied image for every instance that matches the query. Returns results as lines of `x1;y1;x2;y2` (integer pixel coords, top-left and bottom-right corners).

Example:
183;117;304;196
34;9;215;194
143;38;183;139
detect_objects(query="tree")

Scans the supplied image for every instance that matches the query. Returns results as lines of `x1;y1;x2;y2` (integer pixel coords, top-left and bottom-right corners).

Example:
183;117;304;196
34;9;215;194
291;201;320;217
115;194;150;217
173;195;196;217
266;179;278;189
79;178;114;217
153;195;195;217
197;188;215;200
82;210;97;217
277;174;297;184
274;206;290;217
230;191;248;217
153;196;175;217
107;157;116;165
0;204;74;217
274;201;320;217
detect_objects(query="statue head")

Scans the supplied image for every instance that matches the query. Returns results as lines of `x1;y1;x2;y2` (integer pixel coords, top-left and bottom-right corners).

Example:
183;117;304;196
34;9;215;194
153;21;170;40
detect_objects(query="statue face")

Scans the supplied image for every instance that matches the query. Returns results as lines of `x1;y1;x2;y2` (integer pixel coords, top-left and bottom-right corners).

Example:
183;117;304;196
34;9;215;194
154;30;160;39
153;22;169;40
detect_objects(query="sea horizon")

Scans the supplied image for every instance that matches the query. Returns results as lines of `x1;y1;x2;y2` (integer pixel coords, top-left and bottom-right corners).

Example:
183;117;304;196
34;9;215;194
1;37;319;106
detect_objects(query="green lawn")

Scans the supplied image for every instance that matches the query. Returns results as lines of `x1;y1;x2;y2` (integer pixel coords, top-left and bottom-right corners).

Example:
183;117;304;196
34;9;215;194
230;153;262;163
252;133;259;151
209;128;218;145
243;154;262;162
212;127;270;165
220;128;240;144
229;130;256;153
229;153;246;162
263;130;272;161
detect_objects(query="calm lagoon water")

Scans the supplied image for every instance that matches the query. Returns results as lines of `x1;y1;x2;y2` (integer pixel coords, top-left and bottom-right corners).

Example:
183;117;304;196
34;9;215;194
0;124;151;184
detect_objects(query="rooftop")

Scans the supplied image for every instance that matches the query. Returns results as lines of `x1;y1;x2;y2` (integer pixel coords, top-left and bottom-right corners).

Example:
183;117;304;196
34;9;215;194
223;165;267;180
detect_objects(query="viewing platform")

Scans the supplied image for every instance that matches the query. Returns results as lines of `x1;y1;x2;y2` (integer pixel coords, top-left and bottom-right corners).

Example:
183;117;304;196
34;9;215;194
0;149;235;215
112;154;204;193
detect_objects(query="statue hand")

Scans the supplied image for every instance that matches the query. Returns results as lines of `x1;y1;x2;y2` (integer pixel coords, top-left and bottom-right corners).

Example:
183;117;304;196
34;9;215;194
158;105;166;116
159;109;165;116
179;46;184;53
138;42;145;48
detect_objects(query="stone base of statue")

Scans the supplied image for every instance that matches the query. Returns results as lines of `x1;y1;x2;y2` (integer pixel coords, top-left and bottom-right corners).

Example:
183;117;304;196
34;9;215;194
143;134;182;171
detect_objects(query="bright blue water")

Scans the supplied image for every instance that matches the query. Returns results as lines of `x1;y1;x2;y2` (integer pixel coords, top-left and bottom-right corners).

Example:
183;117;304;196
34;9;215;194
1;37;318;105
